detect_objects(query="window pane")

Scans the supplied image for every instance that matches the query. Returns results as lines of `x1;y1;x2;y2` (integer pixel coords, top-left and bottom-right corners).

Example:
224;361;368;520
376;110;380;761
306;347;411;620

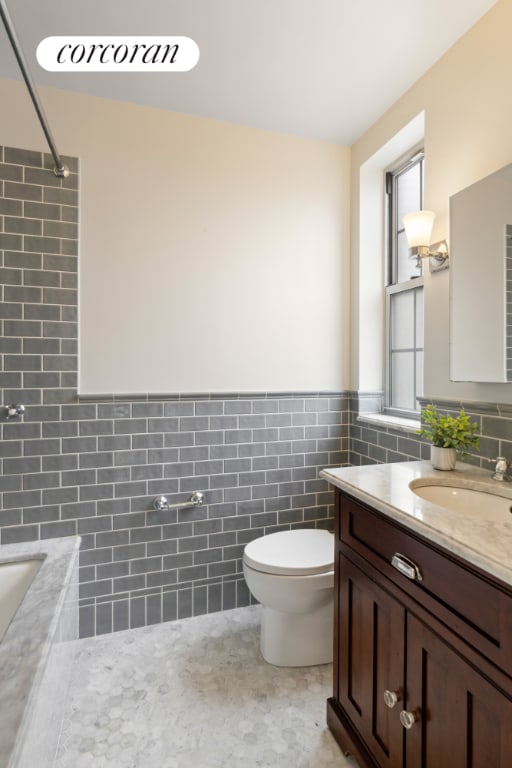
416;351;424;399
415;289;424;346
391;291;414;349
386;151;424;413
397;230;422;283
397;163;421;225
391;351;415;411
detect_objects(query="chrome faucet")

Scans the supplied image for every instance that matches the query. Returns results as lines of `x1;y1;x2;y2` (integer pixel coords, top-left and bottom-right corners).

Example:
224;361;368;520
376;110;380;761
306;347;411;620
492;456;510;481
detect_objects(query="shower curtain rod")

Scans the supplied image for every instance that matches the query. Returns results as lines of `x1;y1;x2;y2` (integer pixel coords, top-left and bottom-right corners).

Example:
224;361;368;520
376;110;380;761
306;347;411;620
0;0;69;177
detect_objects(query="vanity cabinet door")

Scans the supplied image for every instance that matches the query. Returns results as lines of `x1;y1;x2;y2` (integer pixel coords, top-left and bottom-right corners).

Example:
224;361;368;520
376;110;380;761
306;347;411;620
330;489;512;768
338;555;404;768
404;613;512;768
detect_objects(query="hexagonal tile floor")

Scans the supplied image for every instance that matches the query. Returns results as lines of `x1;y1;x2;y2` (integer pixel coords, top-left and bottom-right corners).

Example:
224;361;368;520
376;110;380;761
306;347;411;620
56;605;358;768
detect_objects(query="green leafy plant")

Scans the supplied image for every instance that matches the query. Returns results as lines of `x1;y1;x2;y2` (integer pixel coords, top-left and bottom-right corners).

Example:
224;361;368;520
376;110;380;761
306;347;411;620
417;404;480;456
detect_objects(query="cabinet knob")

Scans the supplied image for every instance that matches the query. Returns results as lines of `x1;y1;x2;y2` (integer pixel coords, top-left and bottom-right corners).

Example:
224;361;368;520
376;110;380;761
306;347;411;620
383;689;401;708
399;709;418;729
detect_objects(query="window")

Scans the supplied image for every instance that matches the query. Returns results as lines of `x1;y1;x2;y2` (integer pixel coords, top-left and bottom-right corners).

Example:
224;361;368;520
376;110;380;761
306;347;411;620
385;151;424;416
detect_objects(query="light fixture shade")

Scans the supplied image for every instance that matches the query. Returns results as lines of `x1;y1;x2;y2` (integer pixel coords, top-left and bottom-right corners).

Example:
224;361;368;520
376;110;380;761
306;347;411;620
402;210;435;248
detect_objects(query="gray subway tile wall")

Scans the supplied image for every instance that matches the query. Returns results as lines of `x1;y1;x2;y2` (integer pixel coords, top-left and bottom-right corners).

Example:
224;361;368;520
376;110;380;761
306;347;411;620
349;393;512;469
0;145;349;638
4;144;511;640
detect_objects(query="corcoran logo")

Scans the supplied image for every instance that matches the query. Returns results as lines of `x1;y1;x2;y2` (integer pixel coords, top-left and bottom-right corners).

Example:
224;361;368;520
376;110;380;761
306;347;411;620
36;36;200;72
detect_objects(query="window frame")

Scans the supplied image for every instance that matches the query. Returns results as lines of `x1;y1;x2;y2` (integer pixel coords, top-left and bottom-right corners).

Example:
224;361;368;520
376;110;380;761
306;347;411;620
384;146;425;418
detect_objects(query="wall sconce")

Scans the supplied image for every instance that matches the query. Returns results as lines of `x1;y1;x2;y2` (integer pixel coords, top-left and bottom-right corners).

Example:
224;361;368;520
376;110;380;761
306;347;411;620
402;210;449;273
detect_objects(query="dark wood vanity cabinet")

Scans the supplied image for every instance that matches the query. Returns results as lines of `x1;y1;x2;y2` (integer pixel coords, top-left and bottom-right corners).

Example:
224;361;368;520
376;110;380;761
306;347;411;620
328;489;512;768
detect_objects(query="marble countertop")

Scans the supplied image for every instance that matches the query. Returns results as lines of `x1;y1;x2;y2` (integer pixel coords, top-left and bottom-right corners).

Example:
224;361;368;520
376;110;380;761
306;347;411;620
320;461;512;588
0;536;80;768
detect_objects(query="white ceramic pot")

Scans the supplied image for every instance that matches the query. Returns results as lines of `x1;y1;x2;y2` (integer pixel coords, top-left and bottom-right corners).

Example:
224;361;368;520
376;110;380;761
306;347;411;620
431;446;456;471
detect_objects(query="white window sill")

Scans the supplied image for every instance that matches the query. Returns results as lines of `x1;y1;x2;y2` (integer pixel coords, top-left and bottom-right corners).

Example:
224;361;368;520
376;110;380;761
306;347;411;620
357;413;420;435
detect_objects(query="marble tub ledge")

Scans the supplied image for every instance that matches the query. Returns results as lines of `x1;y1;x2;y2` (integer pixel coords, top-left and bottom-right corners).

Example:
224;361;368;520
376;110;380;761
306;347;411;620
0;535;80;768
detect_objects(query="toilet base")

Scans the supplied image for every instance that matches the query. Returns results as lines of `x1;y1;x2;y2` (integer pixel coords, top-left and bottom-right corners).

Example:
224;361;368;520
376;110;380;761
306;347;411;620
259;600;333;667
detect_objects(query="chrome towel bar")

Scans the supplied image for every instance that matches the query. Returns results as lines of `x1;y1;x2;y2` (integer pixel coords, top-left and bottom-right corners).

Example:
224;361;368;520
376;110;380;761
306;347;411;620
152;492;204;512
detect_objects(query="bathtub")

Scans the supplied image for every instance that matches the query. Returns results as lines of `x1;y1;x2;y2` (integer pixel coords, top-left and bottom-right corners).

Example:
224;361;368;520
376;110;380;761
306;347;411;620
0;537;80;768
0;559;43;642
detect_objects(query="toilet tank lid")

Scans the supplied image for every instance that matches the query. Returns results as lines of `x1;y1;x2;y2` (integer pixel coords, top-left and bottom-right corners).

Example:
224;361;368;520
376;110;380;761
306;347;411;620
243;529;334;576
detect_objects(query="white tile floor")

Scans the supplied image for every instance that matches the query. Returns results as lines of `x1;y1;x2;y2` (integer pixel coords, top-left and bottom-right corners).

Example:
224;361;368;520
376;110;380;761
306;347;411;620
56;605;358;768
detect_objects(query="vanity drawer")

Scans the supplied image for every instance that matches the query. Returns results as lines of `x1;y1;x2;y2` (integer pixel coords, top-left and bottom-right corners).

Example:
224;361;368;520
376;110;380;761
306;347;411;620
338;491;512;678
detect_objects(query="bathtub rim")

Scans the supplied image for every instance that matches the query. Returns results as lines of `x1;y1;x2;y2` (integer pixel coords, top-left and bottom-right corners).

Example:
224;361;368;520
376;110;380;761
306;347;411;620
0;536;80;768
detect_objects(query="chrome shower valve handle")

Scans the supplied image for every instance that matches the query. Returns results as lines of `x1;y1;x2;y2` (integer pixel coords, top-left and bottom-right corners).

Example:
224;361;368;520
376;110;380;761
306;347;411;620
5;404;25;419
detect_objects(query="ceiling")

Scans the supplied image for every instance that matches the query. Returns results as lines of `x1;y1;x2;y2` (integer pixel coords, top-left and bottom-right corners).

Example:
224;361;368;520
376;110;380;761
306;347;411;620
0;0;498;145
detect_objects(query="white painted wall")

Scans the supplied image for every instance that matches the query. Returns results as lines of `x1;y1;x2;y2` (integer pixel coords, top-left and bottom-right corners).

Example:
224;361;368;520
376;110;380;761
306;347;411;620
350;0;512;404
0;79;350;394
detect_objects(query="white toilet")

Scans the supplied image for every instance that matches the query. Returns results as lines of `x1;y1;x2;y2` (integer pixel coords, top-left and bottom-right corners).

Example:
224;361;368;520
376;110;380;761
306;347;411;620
243;528;334;667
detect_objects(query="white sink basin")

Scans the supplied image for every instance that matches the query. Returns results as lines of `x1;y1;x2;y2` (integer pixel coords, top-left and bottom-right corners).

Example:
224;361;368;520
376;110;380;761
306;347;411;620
410;482;512;518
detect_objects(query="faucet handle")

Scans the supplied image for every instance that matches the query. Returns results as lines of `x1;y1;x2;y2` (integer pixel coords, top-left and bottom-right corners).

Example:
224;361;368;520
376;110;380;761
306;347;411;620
493;456;509;480
484;455;508;465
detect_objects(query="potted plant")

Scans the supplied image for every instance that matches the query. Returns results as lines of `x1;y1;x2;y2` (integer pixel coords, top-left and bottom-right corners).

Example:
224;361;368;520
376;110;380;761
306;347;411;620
417;404;480;470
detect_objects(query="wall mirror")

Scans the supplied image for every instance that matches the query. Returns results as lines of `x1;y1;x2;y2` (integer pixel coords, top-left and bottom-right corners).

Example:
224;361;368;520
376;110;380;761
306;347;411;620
450;162;512;382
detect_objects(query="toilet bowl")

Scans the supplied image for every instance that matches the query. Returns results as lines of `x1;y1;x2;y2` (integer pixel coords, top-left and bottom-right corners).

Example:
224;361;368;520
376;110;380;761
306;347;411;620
243;528;334;667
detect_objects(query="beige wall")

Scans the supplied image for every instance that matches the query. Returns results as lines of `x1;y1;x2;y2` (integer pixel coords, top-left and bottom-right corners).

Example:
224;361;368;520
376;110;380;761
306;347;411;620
350;0;512;403
5;0;508;401
0;79;350;394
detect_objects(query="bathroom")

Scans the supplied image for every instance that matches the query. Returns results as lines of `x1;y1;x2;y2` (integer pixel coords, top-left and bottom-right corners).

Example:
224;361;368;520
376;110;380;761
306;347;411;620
1;0;512;765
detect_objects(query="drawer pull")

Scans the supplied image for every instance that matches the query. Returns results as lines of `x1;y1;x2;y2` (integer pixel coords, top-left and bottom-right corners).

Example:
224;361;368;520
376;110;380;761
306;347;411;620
391;553;423;582
383;689;401;708
399;710;418;730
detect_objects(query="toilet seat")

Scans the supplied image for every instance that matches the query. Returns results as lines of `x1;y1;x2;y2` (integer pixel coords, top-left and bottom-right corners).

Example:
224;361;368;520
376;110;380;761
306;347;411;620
243;529;333;576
